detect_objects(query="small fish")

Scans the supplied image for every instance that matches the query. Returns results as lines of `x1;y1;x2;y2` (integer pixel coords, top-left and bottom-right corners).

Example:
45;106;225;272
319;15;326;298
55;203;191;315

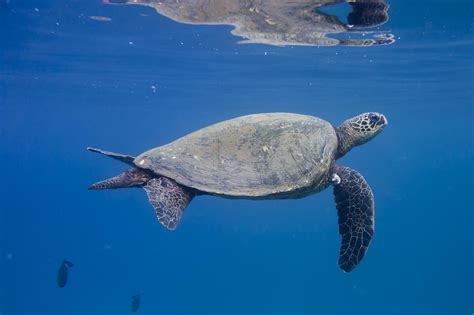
131;294;140;312
57;259;74;288
89;15;112;22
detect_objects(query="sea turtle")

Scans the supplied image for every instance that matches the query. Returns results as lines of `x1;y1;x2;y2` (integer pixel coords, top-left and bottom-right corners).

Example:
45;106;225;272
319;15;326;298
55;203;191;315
105;0;394;47
88;112;388;272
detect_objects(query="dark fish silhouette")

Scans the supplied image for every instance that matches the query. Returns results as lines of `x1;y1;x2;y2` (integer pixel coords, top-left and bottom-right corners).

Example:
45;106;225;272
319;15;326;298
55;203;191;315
131;294;140;312
57;259;74;288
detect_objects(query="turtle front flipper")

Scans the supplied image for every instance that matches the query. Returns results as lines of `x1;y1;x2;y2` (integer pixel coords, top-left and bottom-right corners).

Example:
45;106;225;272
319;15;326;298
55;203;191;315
332;165;375;272
143;177;194;231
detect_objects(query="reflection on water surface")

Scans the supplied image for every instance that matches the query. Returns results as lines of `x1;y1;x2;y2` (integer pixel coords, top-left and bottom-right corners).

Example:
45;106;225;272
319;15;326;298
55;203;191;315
105;0;395;47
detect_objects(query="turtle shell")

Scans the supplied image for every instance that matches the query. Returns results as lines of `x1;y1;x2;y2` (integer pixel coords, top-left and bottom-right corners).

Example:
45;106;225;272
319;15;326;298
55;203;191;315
134;113;338;197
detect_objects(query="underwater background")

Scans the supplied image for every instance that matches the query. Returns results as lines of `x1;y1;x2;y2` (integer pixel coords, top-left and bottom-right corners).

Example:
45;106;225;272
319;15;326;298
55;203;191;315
1;0;473;314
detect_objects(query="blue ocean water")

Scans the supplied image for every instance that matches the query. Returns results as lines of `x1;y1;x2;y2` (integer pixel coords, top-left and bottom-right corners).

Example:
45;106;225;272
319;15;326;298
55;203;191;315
1;0;473;314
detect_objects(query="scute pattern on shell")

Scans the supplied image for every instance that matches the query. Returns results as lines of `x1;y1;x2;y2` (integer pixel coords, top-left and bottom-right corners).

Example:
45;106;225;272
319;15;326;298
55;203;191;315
136;113;338;198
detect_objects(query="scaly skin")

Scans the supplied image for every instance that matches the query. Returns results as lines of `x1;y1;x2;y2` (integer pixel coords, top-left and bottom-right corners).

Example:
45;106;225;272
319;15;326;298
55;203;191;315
335;112;388;159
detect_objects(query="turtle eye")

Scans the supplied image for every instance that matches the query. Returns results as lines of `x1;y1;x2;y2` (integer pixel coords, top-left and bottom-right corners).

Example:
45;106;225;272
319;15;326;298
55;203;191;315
160;178;173;188
368;113;379;122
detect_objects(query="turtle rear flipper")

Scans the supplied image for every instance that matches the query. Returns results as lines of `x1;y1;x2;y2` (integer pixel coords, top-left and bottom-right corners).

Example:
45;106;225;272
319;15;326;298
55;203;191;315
332;165;375;272
143;177;194;231
87;147;136;166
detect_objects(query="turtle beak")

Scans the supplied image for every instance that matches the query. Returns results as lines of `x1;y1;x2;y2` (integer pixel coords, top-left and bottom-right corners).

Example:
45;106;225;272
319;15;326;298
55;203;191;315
377;114;388;126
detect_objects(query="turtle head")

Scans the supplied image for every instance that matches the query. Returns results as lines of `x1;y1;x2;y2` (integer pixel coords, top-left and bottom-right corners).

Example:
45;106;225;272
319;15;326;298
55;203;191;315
344;112;388;144
336;112;388;158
